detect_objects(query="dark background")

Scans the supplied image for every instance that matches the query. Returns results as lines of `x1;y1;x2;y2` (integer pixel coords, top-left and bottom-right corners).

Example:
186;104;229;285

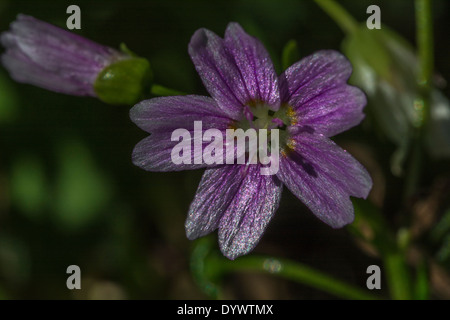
0;0;449;299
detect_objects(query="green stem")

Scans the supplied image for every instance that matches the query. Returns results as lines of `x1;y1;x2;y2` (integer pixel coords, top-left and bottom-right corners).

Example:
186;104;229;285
383;250;413;300
403;137;423;200
191;237;380;300
415;0;434;89
414;258;430;300
350;199;412;299
314;0;358;34
221;256;380;300
396;0;434;299
150;84;185;96
404;0;434;199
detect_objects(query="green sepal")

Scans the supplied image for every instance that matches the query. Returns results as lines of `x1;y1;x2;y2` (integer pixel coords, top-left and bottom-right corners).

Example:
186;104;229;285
119;43;137;57
94;57;152;105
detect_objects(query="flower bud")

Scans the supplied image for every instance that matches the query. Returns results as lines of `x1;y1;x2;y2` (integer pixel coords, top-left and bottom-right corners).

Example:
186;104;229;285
1;14;151;105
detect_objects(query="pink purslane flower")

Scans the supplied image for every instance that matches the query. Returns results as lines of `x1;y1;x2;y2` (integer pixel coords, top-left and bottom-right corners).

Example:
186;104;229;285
130;23;372;259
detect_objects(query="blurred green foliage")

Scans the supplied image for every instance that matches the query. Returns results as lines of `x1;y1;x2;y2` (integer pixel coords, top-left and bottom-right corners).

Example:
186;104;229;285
0;72;18;124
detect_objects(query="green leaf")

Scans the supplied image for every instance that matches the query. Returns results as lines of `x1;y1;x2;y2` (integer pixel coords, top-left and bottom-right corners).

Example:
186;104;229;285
0;72;19;124
281;39;300;71
10;155;48;220
342;25;431;175
52;139;114;232
413;259;429;300
342;26;394;85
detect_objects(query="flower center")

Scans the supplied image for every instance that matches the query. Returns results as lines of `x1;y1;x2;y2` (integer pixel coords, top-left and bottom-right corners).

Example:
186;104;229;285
237;102;294;149
242;103;287;130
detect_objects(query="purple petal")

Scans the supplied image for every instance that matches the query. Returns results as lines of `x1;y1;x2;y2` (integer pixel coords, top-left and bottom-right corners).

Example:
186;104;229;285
276;133;372;228
1;49;94;95
1;14;125;96
279;50;353;108
188;23;279;120
130;95;233;134
132;125;235;172
185;165;247;239
131;95;236;172
223;23;280;108
288;85;367;137
132;133;202;172
218;165;282;260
